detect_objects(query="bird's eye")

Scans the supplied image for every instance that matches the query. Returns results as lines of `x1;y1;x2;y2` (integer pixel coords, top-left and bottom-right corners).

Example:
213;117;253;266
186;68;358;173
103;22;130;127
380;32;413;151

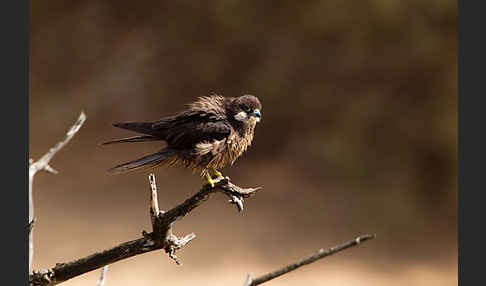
241;104;251;112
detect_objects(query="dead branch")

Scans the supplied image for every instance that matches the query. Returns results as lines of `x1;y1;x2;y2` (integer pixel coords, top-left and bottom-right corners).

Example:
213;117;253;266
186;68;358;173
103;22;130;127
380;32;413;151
29;174;259;286
29;112;86;272
242;234;376;286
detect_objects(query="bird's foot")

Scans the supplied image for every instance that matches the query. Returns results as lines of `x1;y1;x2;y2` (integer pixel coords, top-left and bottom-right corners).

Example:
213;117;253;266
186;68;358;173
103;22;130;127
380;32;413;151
203;173;221;188
203;169;225;188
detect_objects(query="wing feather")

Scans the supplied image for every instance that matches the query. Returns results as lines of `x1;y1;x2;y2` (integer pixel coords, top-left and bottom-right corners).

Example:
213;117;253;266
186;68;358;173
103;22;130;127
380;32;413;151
152;110;231;149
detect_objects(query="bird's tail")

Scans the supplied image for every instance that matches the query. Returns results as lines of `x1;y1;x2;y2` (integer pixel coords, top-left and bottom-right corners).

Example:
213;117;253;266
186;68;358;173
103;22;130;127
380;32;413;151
108;148;175;174
100;135;159;145
112;122;155;136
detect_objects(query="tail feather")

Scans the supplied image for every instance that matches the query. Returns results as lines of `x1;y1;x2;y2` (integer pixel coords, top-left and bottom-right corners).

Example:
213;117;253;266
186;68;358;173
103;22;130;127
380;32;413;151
108;149;174;174
112;122;155;136
100;135;159;145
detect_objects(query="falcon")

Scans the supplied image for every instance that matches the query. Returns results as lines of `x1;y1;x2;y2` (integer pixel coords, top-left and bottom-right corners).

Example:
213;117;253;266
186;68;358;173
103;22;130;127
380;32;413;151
102;94;262;187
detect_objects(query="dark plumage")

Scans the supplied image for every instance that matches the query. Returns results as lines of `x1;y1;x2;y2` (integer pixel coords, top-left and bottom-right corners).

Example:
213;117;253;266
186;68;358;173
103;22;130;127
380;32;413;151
102;94;262;184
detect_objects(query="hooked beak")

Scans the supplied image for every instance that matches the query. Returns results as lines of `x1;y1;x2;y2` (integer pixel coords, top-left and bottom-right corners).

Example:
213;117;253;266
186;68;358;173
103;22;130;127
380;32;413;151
252;109;261;122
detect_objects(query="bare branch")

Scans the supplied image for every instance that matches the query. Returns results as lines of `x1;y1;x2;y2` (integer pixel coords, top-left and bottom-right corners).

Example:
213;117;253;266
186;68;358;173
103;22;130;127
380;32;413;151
29;175;259;286
29;111;87;179
146;173;196;265
149;173;160;226
29;111;87;272
95;266;108;286
244;234;376;286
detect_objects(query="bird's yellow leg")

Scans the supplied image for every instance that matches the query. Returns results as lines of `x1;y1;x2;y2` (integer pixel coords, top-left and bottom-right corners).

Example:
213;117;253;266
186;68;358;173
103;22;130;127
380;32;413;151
203;169;224;188
203;172;217;188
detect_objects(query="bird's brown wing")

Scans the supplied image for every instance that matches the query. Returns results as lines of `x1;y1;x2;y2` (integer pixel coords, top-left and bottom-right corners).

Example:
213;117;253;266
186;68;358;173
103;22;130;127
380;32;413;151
152;110;232;150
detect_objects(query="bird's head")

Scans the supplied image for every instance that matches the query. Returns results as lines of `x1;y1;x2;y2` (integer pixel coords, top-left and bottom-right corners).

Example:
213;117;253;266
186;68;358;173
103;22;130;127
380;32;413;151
229;94;262;124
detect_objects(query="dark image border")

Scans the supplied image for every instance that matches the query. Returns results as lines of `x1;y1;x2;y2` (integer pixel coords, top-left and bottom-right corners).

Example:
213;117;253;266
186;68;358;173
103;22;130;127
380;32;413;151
459;0;483;285
1;0;29;284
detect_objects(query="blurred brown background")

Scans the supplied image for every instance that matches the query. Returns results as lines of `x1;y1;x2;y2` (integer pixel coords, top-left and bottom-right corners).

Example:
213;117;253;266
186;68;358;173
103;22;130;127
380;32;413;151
29;1;457;285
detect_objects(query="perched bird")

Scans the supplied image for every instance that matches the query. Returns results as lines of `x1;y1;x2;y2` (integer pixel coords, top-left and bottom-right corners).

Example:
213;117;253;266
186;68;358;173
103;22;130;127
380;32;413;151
102;94;262;187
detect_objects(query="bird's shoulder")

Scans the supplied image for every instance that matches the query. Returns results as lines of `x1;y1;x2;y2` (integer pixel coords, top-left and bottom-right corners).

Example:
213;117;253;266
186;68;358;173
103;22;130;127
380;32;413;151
152;108;228;129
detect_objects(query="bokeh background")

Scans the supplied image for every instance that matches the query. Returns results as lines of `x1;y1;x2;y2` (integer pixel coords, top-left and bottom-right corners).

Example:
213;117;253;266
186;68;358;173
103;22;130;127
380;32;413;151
29;1;457;285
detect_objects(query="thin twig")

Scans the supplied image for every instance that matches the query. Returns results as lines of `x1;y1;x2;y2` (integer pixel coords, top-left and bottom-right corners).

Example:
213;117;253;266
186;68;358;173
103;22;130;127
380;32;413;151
29;175;259;286
147;173;196;265
29;111;87;272
95;266;108;286
149;173;160;224
244;234;376;286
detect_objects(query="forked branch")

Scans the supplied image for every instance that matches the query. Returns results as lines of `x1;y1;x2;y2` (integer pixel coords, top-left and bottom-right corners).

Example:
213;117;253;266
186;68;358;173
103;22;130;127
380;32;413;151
29;112;87;272
29;174;259;286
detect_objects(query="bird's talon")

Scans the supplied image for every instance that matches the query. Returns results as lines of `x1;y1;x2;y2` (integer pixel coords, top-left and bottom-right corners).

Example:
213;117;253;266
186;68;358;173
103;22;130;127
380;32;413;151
209;169;224;182
204;173;216;188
